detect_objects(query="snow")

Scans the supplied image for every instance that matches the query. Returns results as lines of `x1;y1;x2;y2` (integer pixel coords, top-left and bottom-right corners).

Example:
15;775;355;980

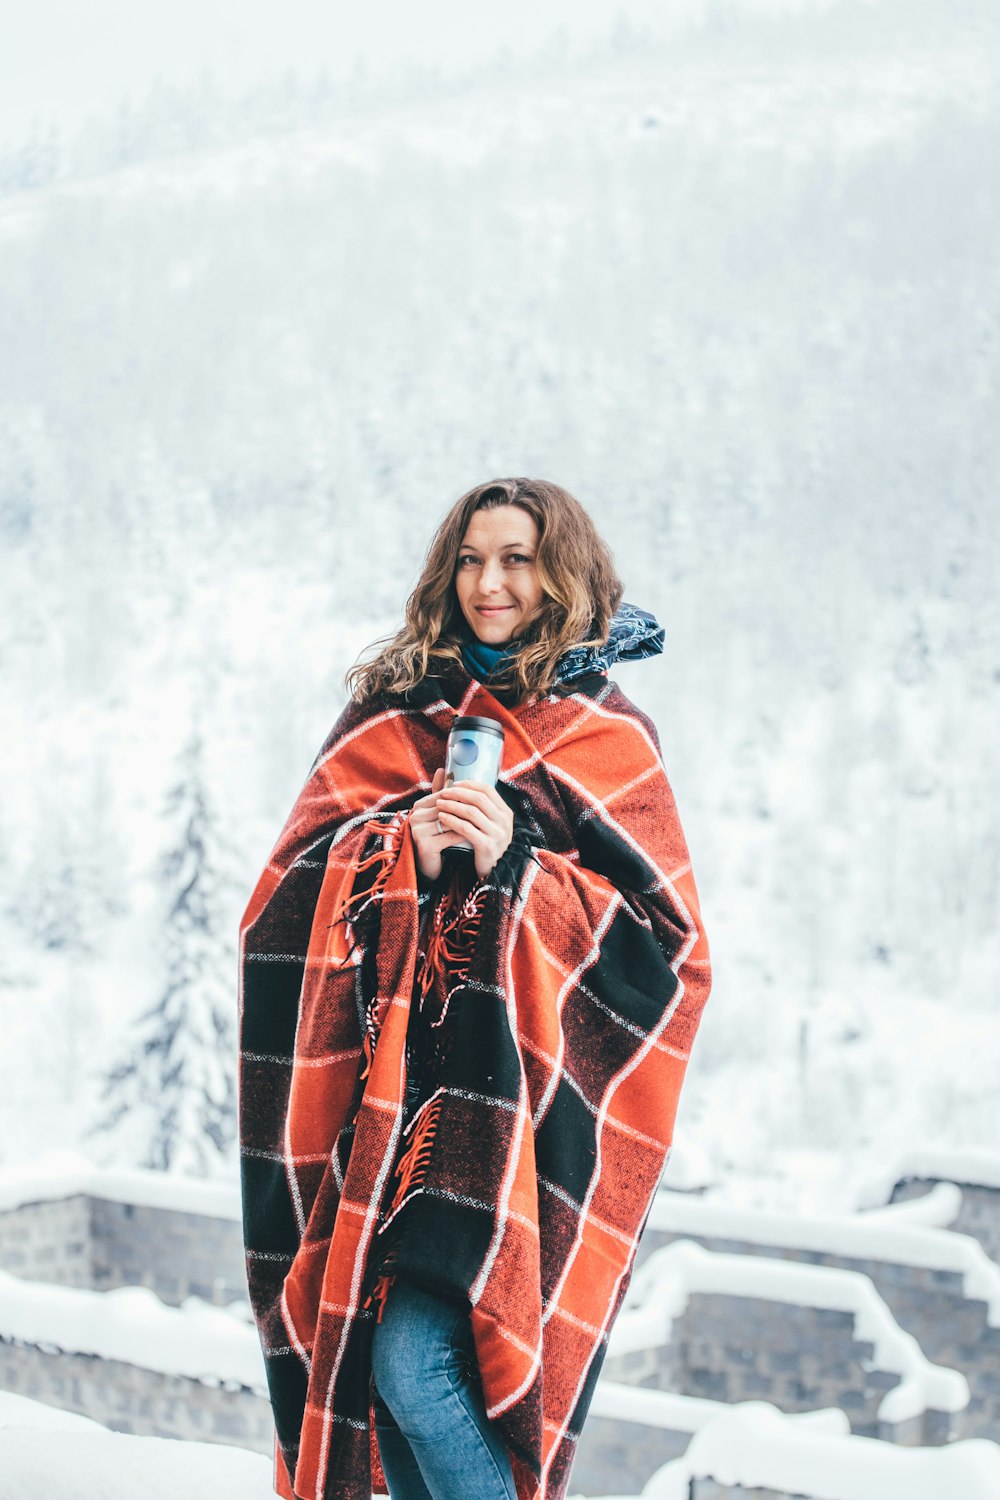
0;1150;241;1220
643;1402;1000;1500
0;1391;277;1500
589;1380;732;1432
857;1181;963;1228
648;1188;1000;1318
0;1266;266;1393
659;1138;717;1194
0;0;996;1217
0;1388;638;1500
0;5;997;1494
856;1146;1000;1205
613;1239;969;1424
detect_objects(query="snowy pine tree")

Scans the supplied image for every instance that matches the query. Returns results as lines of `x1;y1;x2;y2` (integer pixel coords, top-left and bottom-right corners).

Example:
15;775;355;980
85;718;241;1175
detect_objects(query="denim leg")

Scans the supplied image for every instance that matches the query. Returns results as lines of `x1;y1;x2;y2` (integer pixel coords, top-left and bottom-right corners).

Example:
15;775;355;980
370;1277;517;1500
372;1376;435;1500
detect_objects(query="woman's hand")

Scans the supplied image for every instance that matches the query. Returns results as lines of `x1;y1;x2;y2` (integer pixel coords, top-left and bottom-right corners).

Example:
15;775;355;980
409;767;514;883
409;767;454;884
435;777;514;881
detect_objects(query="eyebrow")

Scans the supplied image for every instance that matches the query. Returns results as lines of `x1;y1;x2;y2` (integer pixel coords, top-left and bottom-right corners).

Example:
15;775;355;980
459;541;534;550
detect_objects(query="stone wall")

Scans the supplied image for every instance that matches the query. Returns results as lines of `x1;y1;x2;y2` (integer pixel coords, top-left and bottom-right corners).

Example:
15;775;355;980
0;1195;92;1288
89;1197;246;1306
689;1485;811;1500
890;1178;1000;1267
601;1293;957;1447
633;1228;998;1440
2;1171;999;1499
570;1410;691;1496
0;1193;247;1308
0;1336;272;1453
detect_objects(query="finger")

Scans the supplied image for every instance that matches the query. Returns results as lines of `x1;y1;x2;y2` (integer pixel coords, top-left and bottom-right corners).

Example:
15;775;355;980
412;810;453;838
411;801;446;821
412;774;448;813
436;795;509;837
438;790;512;834
436;783;499;817
436;808;488;842
447;779;510;814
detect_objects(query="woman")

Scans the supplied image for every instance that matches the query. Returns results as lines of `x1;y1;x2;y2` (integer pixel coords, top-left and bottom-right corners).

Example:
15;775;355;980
238;477;712;1500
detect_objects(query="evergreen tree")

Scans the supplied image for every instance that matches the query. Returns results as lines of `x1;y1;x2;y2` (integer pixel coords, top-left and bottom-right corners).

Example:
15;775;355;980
86;716;241;1175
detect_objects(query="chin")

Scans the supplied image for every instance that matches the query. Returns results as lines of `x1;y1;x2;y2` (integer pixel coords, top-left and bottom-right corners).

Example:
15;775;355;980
469;611;518;641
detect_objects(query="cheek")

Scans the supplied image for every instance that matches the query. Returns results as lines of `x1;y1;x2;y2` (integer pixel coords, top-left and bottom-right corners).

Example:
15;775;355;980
524;572;544;606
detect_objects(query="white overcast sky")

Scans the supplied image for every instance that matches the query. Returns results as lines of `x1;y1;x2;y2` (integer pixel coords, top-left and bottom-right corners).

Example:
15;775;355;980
0;0;825;154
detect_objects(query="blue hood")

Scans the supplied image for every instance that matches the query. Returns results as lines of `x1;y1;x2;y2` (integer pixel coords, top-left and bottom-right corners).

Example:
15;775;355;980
553;601;664;684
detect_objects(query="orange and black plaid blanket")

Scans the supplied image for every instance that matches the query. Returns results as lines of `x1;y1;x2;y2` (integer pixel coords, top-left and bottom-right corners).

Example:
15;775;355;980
238;655;712;1500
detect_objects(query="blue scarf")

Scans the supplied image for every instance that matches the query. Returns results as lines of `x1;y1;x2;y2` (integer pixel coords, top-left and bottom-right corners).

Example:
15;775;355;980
458;629;520;684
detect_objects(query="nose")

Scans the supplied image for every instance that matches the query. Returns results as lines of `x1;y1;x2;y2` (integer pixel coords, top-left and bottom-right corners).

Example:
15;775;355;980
479;557;506;594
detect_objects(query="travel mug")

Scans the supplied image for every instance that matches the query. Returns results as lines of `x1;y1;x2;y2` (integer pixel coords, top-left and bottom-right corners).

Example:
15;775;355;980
442;716;506;855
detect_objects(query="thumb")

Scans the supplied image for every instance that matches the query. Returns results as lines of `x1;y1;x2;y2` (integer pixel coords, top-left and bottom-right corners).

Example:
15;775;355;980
431;766;446;791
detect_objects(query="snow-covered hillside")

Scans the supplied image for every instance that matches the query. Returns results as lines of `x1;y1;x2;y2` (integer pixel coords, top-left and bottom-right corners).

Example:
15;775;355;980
0;0;996;1205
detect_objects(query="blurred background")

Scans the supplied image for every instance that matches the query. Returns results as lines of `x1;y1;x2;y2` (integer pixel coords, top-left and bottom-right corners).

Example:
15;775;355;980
1;0;996;1213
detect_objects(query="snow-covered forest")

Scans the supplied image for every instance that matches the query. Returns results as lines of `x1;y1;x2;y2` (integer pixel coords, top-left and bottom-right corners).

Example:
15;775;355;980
0;0;996;1210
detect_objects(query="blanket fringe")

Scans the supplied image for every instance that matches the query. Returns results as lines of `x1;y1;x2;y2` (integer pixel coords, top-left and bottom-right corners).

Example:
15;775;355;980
324;814;406;1083
360;856;484;1322
361;1093;444;1323
327;813;404;965
389;1094;443;1209
418;866;488;1023
363;1270;396;1324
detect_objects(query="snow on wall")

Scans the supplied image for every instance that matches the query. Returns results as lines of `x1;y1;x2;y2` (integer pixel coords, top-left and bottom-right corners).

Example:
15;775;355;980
613;1239;969;1424
648;1188;1000;1319
856;1146;1000;1206
855;1181;962;1228
0;1266;265;1392
658;1139;717;1194
0;1391;278;1500
643;1401;1000;1500
0;1150;241;1222
587;1380;729;1433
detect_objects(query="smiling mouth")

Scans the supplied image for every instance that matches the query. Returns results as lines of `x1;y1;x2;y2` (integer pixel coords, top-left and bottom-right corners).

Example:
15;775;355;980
476;605;513;612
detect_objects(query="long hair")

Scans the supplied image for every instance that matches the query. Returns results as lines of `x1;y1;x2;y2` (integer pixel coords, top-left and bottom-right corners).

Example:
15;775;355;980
344;477;624;706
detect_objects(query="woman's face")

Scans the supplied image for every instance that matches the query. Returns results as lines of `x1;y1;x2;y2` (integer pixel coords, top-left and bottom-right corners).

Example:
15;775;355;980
454;504;545;645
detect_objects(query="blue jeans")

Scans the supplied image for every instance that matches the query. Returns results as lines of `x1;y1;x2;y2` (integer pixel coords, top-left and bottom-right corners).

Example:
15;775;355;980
370;1275;518;1500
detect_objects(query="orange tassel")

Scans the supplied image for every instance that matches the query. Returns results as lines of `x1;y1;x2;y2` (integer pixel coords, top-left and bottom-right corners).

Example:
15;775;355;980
329;815;406;1077
386;1095;443;1215
418;869;488;1019
361;1097;443;1322
327;813;406;958
362;1271;396;1323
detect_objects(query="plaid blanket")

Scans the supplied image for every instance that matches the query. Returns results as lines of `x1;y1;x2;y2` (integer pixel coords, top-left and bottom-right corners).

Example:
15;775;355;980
238;652;712;1500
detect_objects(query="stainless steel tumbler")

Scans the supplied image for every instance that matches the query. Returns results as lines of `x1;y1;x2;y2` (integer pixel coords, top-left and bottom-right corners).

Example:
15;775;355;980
442;716;506;854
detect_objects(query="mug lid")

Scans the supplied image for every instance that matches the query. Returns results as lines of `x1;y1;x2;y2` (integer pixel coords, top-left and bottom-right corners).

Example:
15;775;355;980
451;715;505;739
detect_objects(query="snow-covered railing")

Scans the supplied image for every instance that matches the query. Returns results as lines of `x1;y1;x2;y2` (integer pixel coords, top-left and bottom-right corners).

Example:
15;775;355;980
588;1381;728;1433
613;1239;969;1427
0;1265;265;1393
856;1181;962;1227
646;1188;1000;1321
640;1401;1000;1500
856;1145;1000;1205
0;1150;241;1221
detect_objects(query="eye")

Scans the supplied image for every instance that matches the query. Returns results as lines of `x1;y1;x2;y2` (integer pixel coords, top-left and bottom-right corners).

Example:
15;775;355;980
506;554;532;564
457;554;478;567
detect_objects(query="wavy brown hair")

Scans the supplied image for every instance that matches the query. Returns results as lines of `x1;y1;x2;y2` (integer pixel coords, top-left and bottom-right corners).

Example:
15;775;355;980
344;478;624;706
